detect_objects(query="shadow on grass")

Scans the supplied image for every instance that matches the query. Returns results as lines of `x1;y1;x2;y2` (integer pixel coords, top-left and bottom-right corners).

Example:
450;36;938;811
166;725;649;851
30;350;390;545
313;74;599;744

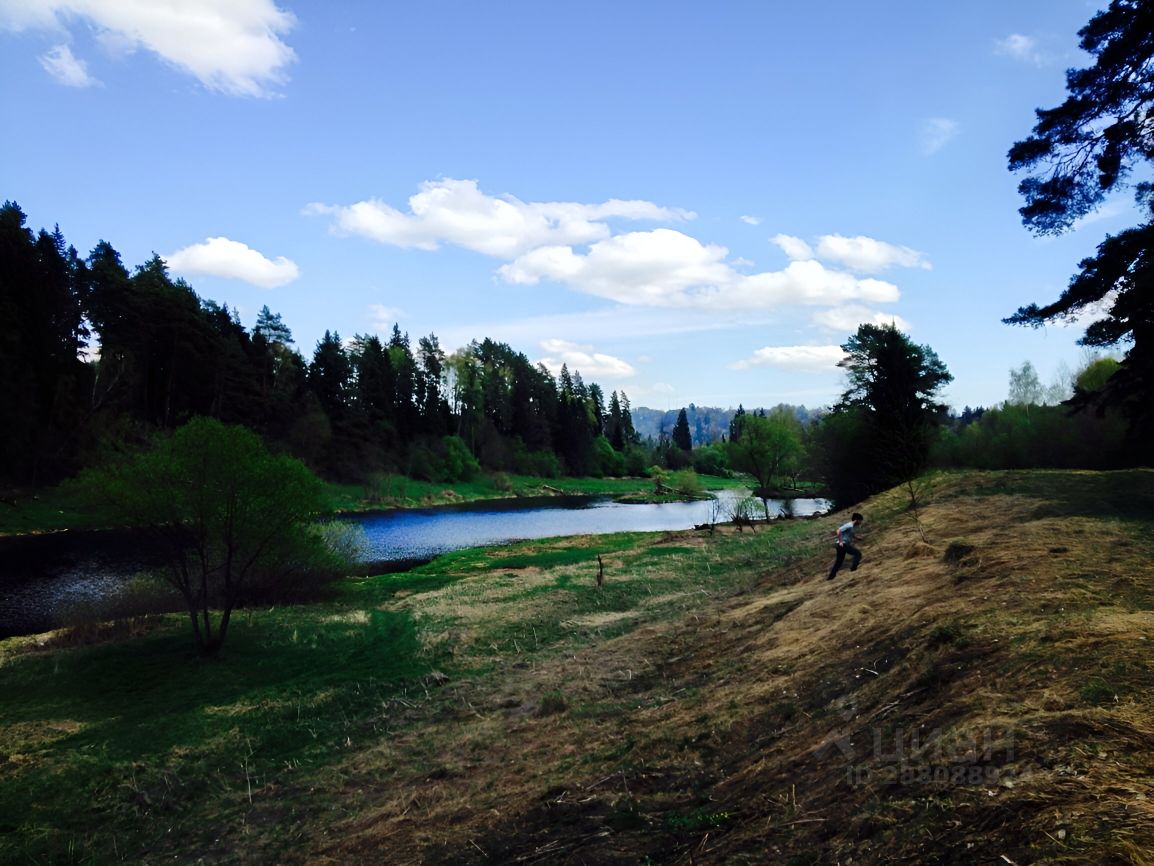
0;606;433;862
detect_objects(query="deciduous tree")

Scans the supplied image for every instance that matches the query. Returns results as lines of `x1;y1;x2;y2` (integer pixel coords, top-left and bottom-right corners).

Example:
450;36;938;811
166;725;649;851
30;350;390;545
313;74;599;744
727;410;804;517
77;417;332;654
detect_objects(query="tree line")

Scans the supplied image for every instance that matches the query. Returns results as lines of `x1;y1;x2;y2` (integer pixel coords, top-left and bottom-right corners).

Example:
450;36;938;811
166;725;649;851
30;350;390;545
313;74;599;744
0;200;650;488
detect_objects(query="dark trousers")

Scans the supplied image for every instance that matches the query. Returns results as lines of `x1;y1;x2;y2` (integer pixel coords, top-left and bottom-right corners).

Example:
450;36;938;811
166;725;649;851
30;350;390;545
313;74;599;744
827;543;861;579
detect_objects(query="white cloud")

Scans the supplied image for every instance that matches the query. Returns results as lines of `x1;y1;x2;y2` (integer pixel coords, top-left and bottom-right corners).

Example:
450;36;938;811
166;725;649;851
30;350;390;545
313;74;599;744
1071;200;1129;232
368;303;405;332
740;215;762;226
306;178;695;259
772;233;815;261
730;345;847;372
38;43;99;87
815;234;931;273
501;229;901;311
812;304;911;333
500;229;734;306
165;237;299;288
537;338;636;380
921;117;960;155
994;33;1043;65
2;0;296;97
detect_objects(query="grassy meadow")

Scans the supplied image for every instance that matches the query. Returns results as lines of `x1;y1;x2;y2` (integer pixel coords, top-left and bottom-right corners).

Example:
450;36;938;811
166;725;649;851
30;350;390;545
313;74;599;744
1;468;1153;863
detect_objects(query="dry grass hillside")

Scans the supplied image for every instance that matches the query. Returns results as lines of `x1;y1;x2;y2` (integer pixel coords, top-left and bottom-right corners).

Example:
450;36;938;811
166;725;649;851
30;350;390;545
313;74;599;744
296;469;1154;865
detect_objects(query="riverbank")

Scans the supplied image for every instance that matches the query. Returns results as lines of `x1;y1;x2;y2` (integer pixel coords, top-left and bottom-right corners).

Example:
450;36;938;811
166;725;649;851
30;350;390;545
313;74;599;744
3;468;1151;863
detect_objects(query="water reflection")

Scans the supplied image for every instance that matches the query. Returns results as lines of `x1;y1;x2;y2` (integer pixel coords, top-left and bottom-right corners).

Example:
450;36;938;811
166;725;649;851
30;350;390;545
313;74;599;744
342;489;829;561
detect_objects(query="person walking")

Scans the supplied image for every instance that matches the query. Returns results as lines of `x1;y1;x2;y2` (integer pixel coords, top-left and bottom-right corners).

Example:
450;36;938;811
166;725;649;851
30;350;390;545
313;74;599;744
827;512;864;580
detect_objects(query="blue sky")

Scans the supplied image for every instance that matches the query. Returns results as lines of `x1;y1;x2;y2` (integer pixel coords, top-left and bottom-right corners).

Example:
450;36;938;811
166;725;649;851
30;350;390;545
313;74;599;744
0;0;1132;413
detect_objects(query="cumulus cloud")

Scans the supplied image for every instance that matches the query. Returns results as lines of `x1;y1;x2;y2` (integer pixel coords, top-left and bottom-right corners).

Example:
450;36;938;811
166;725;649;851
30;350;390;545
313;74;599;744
306;178;695;260
921;117;960;155
38;43;99;87
165;237;299;288
812;304;911;333
537;339;636;380
994;33;1043;65
1;0;296;96
500;229;900;311
312;180;918;317
772;233;815;261
368;303;405;332
730;345;847;372
740;215;762;226
815;234;931;273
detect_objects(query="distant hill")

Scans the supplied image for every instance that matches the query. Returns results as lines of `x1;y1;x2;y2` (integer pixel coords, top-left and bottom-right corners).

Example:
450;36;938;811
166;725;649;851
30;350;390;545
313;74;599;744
631;403;824;445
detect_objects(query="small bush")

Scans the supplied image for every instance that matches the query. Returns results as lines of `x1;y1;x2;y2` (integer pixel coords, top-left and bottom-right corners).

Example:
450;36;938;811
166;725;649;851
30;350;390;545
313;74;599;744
669;469;703;496
943;542;977;565
728;496;762;524
438;435;481;482
1079;677;1116;706
537;690;568;716
928;622;966;647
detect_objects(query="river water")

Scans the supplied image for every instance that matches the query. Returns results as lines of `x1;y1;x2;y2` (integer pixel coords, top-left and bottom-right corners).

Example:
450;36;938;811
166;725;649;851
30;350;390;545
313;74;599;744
0;490;829;639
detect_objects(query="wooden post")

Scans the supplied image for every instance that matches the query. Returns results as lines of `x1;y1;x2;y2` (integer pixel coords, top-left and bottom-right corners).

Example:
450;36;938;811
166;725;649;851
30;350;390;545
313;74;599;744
596;555;604;588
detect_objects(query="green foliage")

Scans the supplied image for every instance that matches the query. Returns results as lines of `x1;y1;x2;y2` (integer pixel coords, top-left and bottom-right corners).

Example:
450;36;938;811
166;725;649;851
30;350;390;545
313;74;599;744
728;495;763;524
1076;356;1121;394
932;403;1128;470
691;442;731;477
438;434;481;482
592;434;626;477
668;469;704;496
728;410;804;503
512;446;562;478
74;417;332;654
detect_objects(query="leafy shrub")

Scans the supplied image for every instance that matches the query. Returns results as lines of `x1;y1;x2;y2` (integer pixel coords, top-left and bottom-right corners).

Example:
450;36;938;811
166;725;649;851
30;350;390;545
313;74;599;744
669;469;703;496
438;435;481;482
513;448;561;478
593;436;625;477
728;496;763;524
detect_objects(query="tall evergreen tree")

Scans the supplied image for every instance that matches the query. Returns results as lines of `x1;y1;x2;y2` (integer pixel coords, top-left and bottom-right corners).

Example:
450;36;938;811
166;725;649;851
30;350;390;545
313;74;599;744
308;331;351;422
388;325;418;440
671;408;693;451
417;333;448;435
1006;0;1154;445
820;324;952;504
606;390;625;450
729;404;747;443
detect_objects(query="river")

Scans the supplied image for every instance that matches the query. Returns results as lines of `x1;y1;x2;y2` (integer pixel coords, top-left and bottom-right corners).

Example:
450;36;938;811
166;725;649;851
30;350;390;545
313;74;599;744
0;489;829;639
